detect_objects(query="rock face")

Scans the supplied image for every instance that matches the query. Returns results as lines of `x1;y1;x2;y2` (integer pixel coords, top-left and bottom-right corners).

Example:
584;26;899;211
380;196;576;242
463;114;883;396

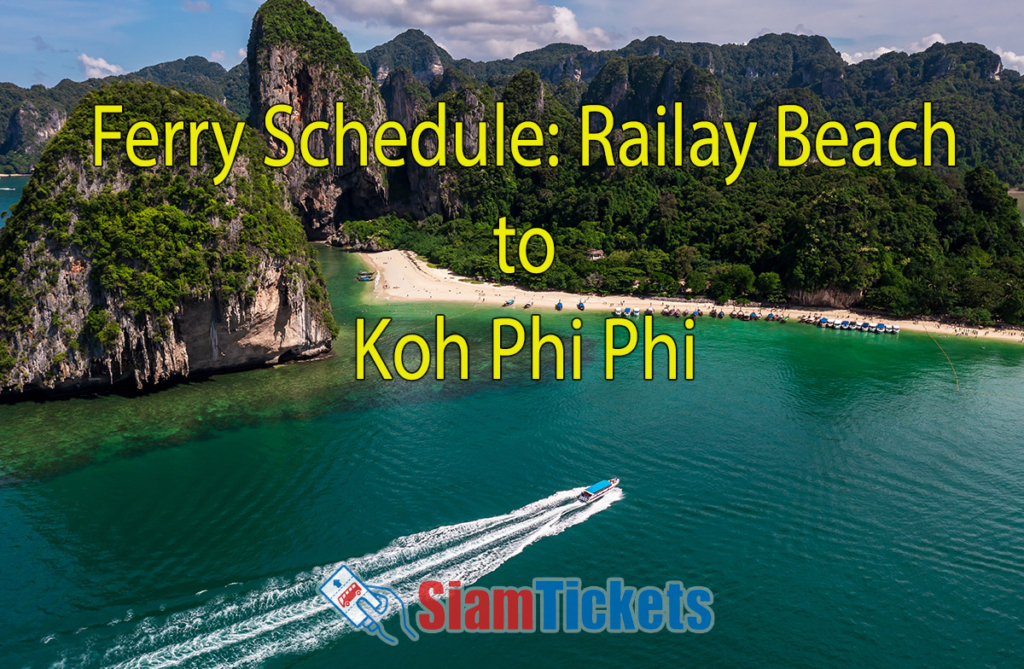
247;0;388;240
358;29;454;85
378;68;479;219
0;82;336;398
789;287;864;309
581;56;724;151
0;102;67;163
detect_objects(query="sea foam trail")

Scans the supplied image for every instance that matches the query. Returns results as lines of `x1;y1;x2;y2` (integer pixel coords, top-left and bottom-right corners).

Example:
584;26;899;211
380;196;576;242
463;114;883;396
88;487;621;669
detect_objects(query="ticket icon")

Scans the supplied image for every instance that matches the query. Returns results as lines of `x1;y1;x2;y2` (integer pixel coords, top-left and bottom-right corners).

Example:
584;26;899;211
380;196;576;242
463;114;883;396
319;565;385;627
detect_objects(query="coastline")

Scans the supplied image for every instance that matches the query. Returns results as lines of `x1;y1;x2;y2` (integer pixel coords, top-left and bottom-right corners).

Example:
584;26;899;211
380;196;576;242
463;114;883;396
0;173;31;178
359;249;1024;344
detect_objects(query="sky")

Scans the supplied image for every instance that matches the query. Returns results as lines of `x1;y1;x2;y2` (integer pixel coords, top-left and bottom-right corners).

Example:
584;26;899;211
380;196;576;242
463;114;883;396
2;0;1023;88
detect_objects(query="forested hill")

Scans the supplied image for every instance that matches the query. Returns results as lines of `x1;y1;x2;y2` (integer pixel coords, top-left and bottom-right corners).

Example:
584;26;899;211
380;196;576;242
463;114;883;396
4;0;1024;332
360;31;1024;187
4;30;1023;183
0;57;248;174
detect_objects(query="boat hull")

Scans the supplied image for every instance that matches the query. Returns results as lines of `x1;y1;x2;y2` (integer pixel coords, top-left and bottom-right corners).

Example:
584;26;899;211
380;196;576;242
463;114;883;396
578;478;620;503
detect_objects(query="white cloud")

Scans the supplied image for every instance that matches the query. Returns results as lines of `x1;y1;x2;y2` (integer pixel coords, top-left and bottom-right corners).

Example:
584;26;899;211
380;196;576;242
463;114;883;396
210;48;247;65
995;47;1024;72
77;53;126;78
840;46;896;64
317;0;613;58
907;32;945;52
182;1;211;12
840;33;944;64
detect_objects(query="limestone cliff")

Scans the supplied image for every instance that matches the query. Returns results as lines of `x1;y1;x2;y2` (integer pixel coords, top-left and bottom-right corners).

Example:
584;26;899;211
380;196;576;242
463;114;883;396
581;56;724;148
358;29;453;85
1;102;67;165
247;0;388;240
0;82;336;397
378;68;481;219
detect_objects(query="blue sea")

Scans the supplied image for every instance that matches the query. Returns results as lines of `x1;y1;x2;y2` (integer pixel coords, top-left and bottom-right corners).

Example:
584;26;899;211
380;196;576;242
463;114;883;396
0;179;1022;667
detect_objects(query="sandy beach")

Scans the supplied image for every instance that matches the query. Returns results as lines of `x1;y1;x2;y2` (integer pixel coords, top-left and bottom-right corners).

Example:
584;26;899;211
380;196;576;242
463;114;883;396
359;249;1024;344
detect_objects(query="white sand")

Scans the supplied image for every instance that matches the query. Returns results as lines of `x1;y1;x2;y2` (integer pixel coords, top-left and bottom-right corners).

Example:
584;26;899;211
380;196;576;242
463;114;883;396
357;249;1024;345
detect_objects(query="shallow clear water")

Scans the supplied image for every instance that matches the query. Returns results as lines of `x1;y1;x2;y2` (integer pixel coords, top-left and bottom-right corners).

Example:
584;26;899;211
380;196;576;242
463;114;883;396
1;213;1023;666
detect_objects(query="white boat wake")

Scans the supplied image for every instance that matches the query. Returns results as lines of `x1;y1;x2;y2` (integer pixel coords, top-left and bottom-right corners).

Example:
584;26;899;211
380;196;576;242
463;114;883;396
64;487;621;669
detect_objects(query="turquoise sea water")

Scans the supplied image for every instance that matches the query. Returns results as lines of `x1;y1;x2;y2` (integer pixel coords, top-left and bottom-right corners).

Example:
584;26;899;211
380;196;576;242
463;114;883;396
1;178;1023;667
0;176;29;223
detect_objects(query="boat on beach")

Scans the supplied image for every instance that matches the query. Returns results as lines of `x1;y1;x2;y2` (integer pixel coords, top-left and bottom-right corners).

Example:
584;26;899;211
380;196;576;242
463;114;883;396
556;301;563;311
578;301;586;311
524;301;533;309
615;307;624;316
503;298;515;307
578;478;620;503
356;271;375;282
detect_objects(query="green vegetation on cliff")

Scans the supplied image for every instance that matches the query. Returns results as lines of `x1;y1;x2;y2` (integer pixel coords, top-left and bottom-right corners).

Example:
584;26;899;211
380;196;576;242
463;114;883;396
251;0;368;77
0;82;337;353
0;57;248;174
358;68;1024;325
358;29;455;81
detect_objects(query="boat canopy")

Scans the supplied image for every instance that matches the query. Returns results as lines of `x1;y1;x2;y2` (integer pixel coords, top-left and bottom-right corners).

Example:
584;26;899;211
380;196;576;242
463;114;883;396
584;480;611;494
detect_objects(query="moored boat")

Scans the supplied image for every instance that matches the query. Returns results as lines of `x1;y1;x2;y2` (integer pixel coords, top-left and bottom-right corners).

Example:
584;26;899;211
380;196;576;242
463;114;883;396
556;301;563;311
578;301;586;311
